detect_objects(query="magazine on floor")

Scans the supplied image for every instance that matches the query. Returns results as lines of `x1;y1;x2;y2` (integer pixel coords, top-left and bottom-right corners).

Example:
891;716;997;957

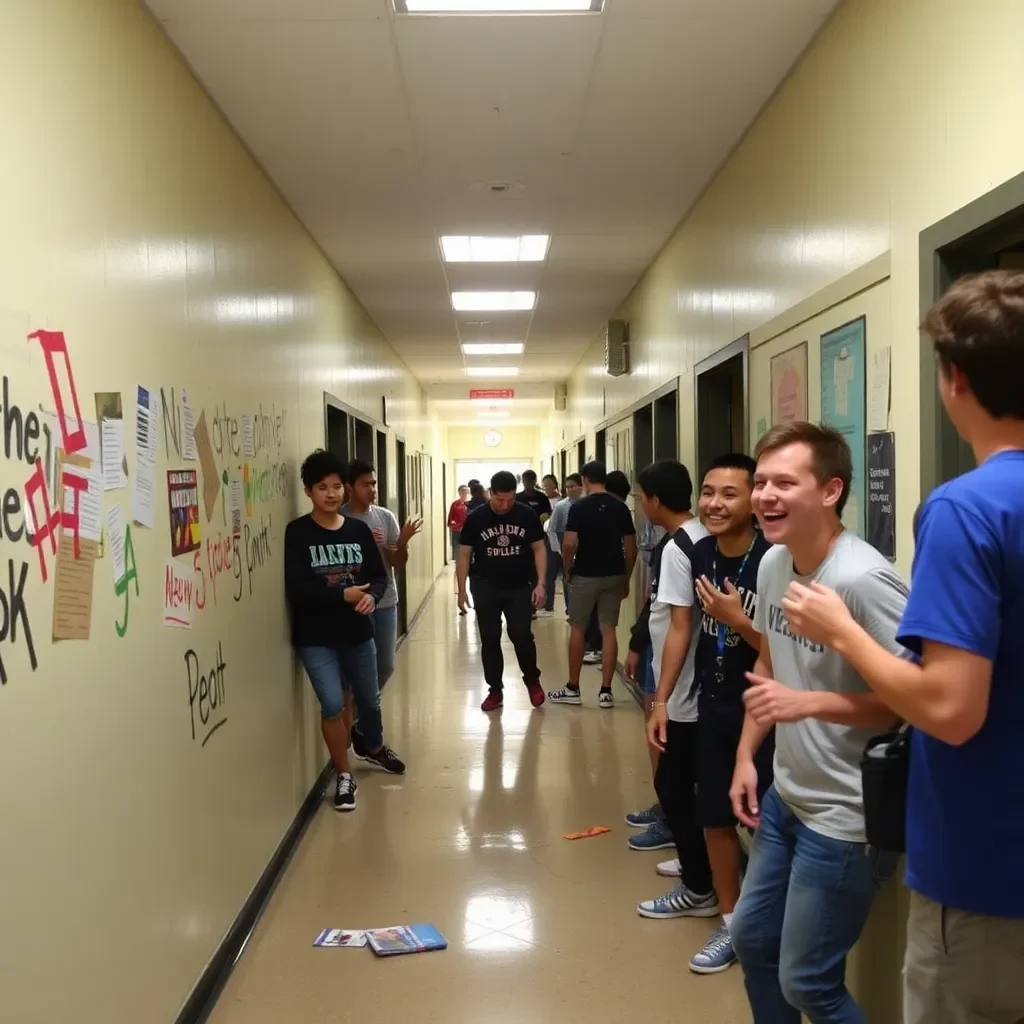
366;924;448;957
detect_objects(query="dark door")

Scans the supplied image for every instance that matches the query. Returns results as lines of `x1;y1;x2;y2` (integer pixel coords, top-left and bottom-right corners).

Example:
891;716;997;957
654;390;679;461
633;404;653;476
595;428;607;467
696;353;746;482
576;439;586;471
376;430;388;507
325;405;349;463
560;449;567;484
354;418;374;464
396;439;408;636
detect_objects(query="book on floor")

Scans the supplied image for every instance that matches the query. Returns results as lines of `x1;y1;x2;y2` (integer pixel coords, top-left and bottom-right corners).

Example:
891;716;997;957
313;928;367;948
366;924;448;957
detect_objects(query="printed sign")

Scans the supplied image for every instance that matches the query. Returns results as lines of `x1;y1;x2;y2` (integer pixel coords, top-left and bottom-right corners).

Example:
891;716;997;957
167;469;201;556
867;432;896;561
469;389;514;400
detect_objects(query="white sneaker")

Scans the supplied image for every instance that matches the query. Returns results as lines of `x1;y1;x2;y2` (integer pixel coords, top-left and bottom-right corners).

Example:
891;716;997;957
583;651;602;665
536;609;554;618
598;689;614;709
657;858;682;877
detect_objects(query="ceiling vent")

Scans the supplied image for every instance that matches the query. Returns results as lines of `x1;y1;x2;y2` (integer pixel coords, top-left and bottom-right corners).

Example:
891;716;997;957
605;319;630;377
554;381;568;411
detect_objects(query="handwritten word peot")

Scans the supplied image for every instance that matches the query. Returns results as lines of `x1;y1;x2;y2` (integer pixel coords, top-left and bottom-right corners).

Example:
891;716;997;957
185;642;227;747
0;559;36;685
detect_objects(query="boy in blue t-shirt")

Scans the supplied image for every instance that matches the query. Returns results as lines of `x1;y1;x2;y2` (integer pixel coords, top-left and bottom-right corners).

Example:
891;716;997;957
781;269;1024;1022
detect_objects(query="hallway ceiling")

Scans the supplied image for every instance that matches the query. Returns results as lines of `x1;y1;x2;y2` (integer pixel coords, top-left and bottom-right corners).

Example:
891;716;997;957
148;0;839;424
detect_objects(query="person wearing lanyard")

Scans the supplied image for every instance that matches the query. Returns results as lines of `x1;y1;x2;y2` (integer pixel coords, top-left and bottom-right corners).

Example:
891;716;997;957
685;454;774;974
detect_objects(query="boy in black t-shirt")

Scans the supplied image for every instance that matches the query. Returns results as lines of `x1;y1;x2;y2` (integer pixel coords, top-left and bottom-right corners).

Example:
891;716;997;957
458;470;547;712
686;453;774;975
284;451;407;813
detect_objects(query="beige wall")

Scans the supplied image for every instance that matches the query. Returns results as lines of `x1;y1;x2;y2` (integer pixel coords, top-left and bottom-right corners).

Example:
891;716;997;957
0;2;442;1021
544;0;1024;1018
447;425;540;462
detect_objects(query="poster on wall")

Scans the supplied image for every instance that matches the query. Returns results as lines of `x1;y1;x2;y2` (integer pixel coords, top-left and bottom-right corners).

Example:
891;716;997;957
95;391;128;490
820;316;866;536
167;469;201;556
867;432;896;561
770;342;808;425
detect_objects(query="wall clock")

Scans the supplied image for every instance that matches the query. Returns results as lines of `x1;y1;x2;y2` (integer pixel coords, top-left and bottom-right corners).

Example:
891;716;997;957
484;429;502;448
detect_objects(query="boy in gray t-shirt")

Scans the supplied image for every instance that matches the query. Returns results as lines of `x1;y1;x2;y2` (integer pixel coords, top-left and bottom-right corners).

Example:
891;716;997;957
729;423;903;1024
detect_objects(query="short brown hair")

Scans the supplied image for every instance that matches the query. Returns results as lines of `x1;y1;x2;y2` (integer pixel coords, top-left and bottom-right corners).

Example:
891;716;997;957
754;421;852;516
922;270;1024;420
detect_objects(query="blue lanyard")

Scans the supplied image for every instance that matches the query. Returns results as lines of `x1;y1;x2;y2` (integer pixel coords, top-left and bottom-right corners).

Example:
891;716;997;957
712;539;755;658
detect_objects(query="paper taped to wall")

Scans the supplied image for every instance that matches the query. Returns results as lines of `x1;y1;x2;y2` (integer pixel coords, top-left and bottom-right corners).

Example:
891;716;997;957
133;386;157;528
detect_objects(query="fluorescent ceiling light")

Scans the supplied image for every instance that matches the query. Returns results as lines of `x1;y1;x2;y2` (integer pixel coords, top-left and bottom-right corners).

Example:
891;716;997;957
466;366;519;377
400;1;600;12
442;235;549;263
470;397;513;406
476;411;511;420
452;291;535;312
462;343;525;356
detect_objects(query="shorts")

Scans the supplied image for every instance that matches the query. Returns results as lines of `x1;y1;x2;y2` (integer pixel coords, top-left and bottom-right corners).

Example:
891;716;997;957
643;645;656;695
569;574;625;629
696;700;775;828
297;640;383;750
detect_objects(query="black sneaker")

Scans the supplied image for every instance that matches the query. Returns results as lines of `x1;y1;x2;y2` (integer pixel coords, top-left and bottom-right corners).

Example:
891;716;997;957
363;745;407;775
333;772;357;812
350;726;368;761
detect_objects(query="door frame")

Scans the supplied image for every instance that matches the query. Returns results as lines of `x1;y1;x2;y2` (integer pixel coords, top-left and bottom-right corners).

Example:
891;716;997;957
693;335;749;467
918;169;1024;496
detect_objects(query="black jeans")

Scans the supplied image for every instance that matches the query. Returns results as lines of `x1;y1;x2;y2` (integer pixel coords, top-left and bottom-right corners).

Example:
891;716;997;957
654;720;713;895
470;578;541;693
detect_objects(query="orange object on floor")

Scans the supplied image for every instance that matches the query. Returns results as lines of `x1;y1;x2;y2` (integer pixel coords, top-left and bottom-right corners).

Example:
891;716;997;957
562;826;611;840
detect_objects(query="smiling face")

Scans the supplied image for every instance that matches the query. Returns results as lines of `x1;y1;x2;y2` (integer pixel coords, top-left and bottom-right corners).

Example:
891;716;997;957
753;441;842;545
700;466;754;537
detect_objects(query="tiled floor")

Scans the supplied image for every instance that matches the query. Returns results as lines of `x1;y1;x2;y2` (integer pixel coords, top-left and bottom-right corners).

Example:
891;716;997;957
209;577;750;1023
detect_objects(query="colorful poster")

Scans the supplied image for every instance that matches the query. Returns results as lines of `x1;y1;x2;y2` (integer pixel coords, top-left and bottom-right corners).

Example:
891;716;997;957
770;342;807;425
167;469;201;556
820;317;866;536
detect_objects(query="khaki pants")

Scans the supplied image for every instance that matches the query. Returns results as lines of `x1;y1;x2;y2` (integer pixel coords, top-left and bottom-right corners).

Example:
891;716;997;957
904;890;1024;1024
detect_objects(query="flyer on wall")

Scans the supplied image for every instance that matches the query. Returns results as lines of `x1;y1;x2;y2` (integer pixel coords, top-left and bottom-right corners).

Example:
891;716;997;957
820;317;866;536
167;469;201;556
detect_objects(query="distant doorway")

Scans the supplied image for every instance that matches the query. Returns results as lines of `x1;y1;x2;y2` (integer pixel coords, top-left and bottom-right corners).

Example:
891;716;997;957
695;337;748;482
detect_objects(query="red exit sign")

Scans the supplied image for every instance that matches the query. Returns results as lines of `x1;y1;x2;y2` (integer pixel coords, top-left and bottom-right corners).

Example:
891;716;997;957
469;389;515;400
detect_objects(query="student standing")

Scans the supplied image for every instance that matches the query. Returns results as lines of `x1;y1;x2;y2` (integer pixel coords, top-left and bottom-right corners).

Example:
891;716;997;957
631;460;717;918
781;271;1024;1023
458;470;547;712
515;469;553;521
687;454;773;974
729;423;905;1024
285;451;406;812
543;473;582;615
341;459;422;698
551;461;637;708
466;481;487;513
447;484;470;561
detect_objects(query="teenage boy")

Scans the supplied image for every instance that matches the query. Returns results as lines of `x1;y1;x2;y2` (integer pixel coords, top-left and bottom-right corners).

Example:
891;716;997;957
632;460;717;919
516;469;553;521
728;422;906;1024
466;481;487;513
342;459;422;697
550;461;637;708
285;451;406;812
781;271;1024;1023
458;470;547;712
686;453;773;974
544;473;583;615
624;465;707;850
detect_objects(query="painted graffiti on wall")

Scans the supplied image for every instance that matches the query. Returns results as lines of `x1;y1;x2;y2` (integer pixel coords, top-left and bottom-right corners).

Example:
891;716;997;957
185;641;227;747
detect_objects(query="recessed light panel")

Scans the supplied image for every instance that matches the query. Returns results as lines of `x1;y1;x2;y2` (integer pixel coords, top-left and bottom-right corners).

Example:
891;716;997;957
398;1;601;13
462;343;525;356
452;291;535;312
441;235;549;263
466;366;519;377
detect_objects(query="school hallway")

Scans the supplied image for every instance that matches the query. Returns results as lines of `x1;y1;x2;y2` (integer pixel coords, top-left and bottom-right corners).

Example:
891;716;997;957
207;573;749;1024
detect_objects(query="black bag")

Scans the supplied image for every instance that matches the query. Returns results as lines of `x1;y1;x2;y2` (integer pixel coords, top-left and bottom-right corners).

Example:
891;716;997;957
860;725;910;853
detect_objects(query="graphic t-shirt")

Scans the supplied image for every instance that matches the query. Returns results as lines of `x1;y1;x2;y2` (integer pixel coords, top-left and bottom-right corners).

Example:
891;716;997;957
692;531;772;707
466;496;487;513
459;502;544;586
516;490;552;520
340;503;400;610
566;492;636;577
648;520;708;723
284;514;388;649
897;451;1024;917
753;531;908;842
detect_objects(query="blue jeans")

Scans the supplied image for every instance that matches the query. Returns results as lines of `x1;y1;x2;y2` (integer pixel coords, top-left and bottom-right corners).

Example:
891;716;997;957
643;645;656;695
297;641;383;750
373;605;398;690
544;538;562;611
731;786;897;1023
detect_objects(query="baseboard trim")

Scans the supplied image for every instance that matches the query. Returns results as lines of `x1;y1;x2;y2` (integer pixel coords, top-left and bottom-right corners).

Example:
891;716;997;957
174;760;334;1024
615;662;646;710
396;571;440;653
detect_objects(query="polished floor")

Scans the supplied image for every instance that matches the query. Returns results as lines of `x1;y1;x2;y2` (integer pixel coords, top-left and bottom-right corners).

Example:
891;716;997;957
209;574;750;1023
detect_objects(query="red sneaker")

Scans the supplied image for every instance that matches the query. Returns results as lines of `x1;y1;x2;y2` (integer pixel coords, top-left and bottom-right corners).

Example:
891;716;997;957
527;681;545;708
481;691;504;713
